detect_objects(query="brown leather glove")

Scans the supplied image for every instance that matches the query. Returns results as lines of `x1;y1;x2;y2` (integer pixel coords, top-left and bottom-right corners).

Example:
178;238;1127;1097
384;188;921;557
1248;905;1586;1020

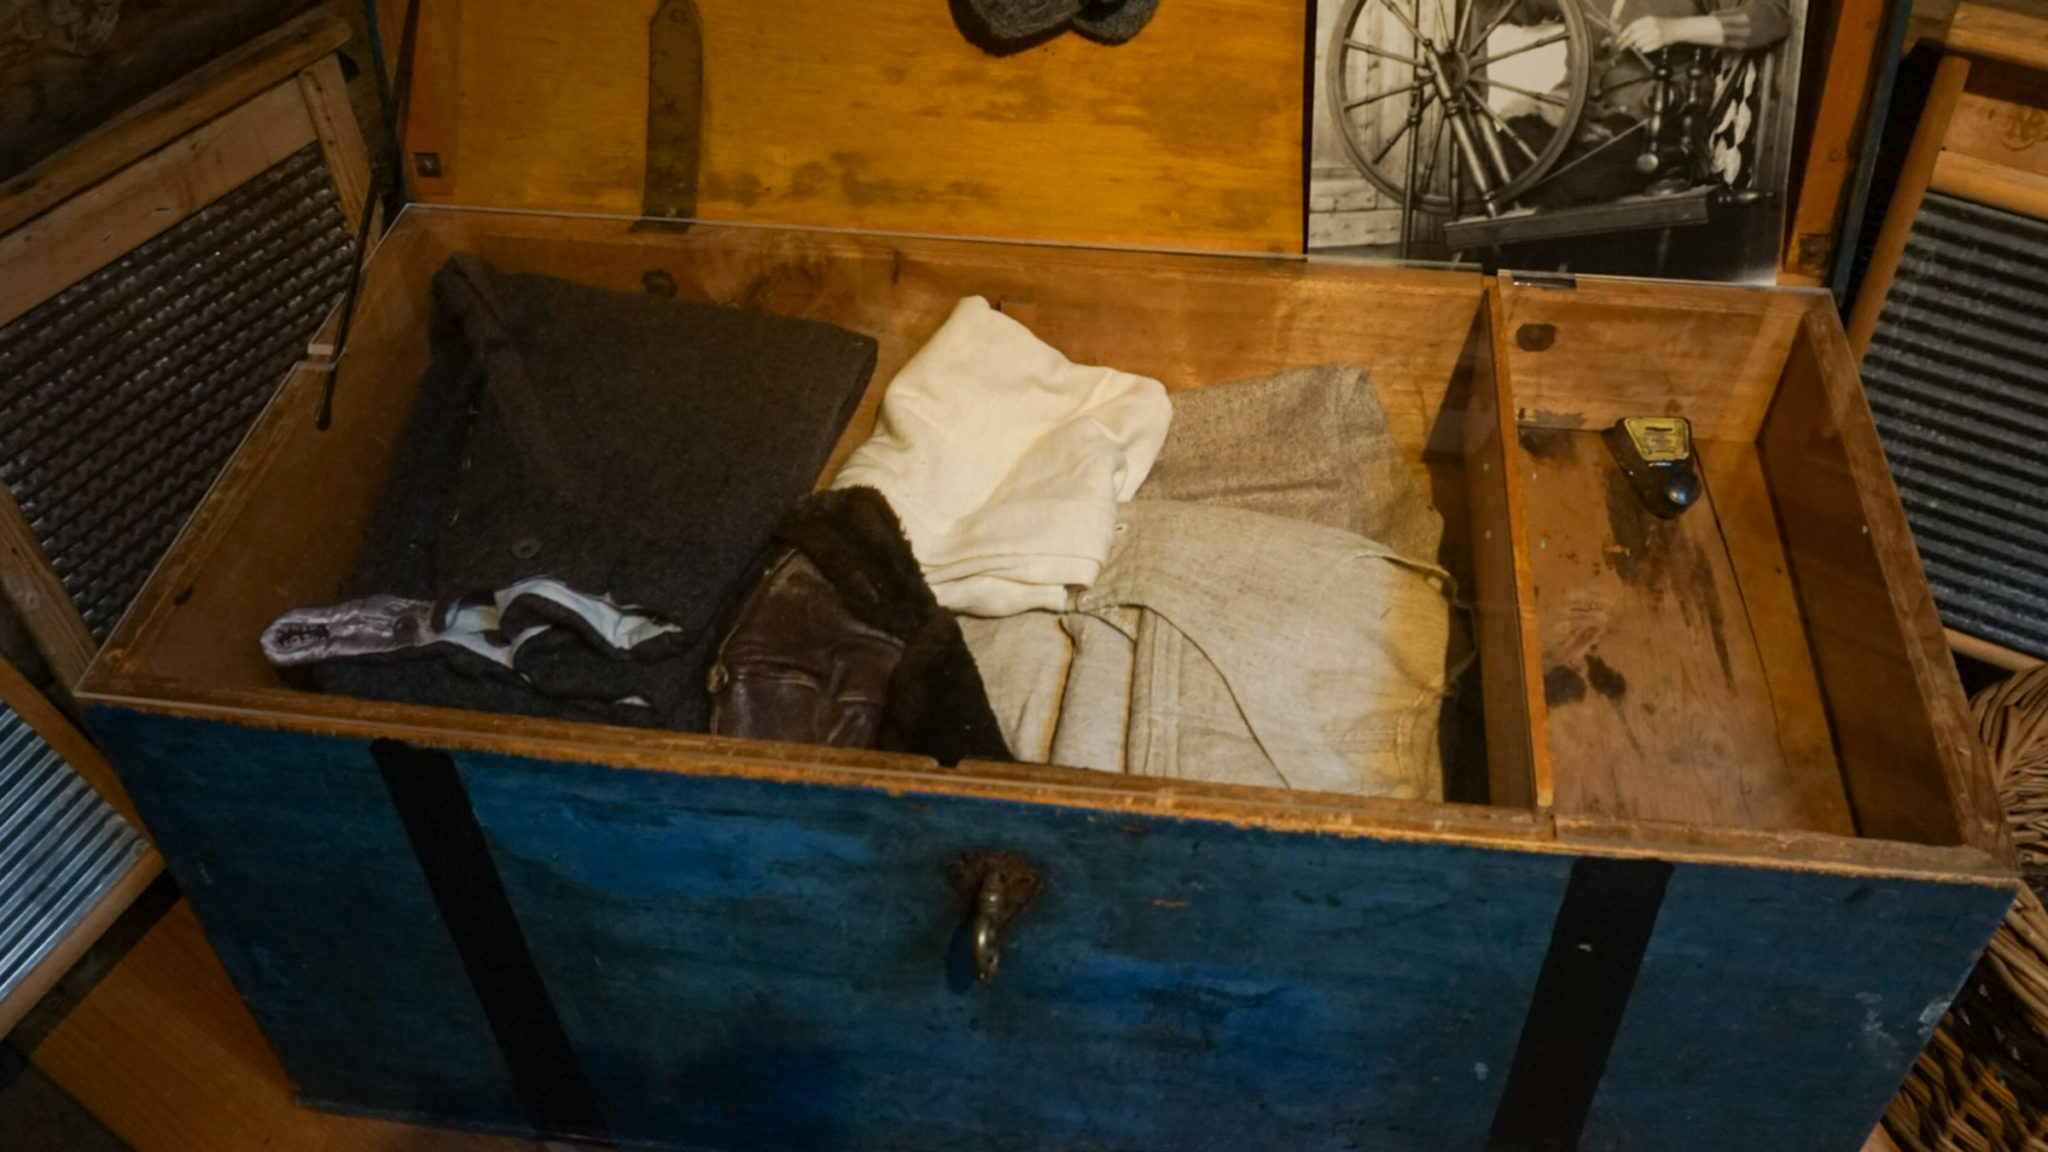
706;487;1011;766
706;548;903;748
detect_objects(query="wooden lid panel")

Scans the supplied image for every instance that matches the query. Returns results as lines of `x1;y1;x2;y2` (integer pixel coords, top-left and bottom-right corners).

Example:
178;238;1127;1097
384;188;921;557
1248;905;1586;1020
390;0;1307;253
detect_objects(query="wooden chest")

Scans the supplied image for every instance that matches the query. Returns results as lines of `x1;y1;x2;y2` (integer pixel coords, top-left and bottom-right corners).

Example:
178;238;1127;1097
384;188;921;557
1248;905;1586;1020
20;3;2007;1148
73;202;2013;1151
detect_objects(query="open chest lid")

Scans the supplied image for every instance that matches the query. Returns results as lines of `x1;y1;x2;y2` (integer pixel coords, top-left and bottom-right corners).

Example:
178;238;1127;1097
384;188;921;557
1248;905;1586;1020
376;0;1313;253
374;1;1817;288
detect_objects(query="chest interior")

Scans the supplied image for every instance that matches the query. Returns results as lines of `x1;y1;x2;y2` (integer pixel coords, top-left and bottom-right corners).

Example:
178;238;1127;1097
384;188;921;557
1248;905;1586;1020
77;205;1993;867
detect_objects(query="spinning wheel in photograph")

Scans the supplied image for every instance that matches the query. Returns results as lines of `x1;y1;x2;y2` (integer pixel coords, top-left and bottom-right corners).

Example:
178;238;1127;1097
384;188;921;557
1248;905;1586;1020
1326;0;1591;216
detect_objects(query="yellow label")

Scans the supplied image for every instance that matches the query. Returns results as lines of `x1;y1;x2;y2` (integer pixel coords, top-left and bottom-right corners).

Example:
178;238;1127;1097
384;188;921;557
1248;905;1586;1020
1624;416;1691;464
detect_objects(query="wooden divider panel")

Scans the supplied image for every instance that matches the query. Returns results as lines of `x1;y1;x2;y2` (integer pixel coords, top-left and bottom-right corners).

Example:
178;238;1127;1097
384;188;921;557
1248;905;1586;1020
1468;290;1549;809
1760;308;2005;851
1495;275;1811;442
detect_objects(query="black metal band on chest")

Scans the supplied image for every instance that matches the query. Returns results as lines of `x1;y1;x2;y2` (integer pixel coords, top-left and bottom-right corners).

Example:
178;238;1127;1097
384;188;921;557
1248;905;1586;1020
371;739;609;1142
1486;855;1673;1152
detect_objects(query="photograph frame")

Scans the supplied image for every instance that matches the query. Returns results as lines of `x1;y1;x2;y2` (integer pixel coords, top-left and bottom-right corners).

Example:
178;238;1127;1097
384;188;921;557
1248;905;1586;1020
1308;0;1809;282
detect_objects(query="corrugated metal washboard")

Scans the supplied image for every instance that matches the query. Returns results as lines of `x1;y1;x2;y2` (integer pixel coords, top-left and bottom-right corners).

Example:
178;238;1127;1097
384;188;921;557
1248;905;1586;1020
0;696;146;1002
1862;192;2048;661
0;143;355;641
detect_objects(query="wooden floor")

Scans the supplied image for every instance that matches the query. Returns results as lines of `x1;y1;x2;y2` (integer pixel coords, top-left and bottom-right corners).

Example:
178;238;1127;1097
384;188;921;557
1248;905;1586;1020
20;897;1903;1151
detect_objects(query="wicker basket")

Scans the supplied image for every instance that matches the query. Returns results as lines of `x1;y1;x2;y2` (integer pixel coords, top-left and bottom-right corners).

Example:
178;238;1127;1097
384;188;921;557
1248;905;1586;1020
1887;664;2048;1152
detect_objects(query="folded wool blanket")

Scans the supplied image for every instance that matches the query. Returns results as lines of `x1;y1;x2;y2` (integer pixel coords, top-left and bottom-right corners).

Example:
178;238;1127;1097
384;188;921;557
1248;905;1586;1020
965;363;1454;796
831;296;1172;617
972;501;1452;798
311;254;878;729
957;611;1072;762
1137;362;1443;563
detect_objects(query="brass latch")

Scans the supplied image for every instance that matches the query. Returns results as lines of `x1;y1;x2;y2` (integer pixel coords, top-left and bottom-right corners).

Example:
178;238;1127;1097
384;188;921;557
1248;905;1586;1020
948;851;1043;985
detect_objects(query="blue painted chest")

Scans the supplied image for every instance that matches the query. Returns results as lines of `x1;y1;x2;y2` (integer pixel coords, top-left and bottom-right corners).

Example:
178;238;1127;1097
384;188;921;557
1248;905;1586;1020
79;210;2012;1152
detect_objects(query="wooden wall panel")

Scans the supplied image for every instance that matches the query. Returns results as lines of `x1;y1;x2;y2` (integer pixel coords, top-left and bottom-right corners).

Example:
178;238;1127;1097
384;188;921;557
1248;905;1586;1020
1942;84;2048;187
1931;62;2048;219
398;0;1305;251
0;78;320;327
1522;428;1855;835
1947;1;2048;72
0;0;311;183
1495;276;1810;442
0;11;349;234
1468;293;1549;810
1760;309;2003;852
1779;0;1891;282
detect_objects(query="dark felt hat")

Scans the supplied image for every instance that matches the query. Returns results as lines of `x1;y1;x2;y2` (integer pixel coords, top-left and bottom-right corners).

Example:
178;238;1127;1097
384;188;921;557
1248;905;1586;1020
966;0;1082;39
1072;0;1160;43
962;0;1159;44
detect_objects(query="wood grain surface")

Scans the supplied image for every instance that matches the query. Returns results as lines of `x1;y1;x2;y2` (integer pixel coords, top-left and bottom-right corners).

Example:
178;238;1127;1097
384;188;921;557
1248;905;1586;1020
1517;426;1854;834
1942;71;2048;191
1780;0;1894;281
381;0;460;201
0;77;318;328
1696;438;1850;828
1471;290;1552;809
297;53;373;233
0;10;349;235
1949;627;2045;672
1947;1;2048;72
1760;310;2007;854
0;481;95;693
387;0;1305;250
1924;55;2048;219
1845;54;1969;358
1496;275;1809;442
1932;148;2048;219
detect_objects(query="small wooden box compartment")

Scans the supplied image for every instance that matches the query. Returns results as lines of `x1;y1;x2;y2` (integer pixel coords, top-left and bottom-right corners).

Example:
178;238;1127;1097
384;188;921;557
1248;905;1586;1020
1489;275;1994;851
79;208;2012;1152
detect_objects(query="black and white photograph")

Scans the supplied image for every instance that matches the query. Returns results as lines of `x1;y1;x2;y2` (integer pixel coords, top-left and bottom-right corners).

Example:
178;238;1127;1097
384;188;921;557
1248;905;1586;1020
1309;0;1807;280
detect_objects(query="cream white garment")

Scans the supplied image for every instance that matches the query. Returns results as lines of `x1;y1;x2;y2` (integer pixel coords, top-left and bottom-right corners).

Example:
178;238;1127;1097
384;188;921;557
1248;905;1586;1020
831;296;1172;616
